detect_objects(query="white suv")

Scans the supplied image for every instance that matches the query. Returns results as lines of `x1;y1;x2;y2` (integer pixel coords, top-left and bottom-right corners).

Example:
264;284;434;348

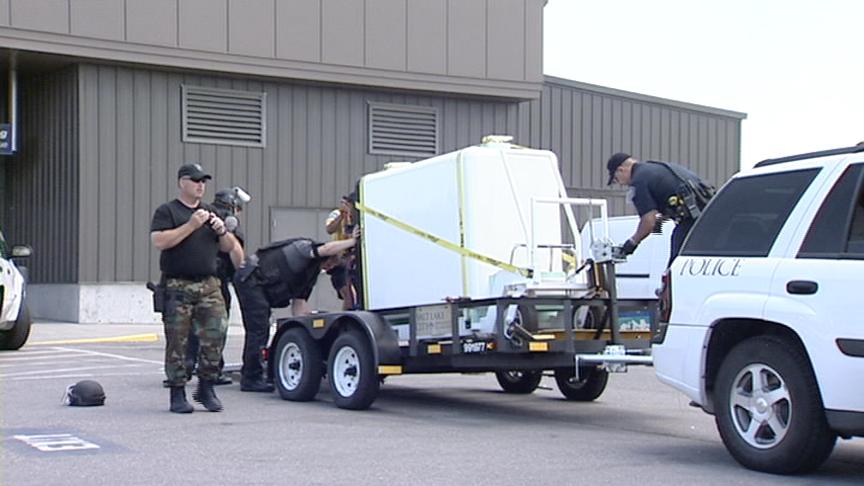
653;144;864;474
0;231;32;350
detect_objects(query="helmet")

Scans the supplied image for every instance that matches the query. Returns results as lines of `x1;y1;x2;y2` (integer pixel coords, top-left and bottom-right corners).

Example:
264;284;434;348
213;189;237;209
64;380;106;406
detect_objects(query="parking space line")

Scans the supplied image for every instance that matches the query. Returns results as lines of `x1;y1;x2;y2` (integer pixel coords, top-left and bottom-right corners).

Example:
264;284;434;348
28;333;159;346
0;363;145;378
51;347;163;365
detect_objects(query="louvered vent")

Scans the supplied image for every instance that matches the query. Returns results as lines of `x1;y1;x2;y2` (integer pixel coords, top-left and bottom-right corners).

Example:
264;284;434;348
182;85;266;147
368;103;439;157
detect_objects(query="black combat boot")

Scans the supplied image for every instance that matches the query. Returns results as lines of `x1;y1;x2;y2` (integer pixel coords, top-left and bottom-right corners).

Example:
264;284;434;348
169;386;194;414
194;380;223;412
240;377;275;393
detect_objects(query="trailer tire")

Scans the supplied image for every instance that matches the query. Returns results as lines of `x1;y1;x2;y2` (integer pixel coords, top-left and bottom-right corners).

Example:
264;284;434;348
495;370;543;394
328;330;379;410
274;327;323;401
554;366;608;401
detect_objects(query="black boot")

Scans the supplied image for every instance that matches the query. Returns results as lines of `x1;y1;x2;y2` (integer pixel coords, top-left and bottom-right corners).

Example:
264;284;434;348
194;380;223;412
240;378;275;393
170;386;194;414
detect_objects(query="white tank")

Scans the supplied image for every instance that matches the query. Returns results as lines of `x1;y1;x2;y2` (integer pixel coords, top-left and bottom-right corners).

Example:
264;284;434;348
358;140;586;313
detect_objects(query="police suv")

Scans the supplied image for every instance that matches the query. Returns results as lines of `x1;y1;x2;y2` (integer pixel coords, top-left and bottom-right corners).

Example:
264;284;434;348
0;231;32;350
653;144;864;474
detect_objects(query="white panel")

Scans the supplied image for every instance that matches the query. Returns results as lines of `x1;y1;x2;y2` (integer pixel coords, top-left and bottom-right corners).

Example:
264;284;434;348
365;0;405;71
228;0;275;57
179;0;227;52
276;0;320;62
126;0;177;47
321;0;363;67
360;154;463;310
10;0;68;33
70;0;124;40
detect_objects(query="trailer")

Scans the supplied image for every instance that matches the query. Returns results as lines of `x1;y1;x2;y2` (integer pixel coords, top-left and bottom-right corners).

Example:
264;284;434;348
267;137;655;410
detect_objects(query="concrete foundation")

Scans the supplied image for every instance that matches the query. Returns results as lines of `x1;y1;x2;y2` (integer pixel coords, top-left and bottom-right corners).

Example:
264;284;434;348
28;283;242;325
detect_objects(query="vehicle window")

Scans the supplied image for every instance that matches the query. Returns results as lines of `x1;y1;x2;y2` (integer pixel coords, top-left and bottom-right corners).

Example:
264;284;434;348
799;164;864;258
682;168;820;257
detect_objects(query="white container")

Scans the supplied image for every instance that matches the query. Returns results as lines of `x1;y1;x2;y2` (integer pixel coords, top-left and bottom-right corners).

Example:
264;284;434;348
358;141;585;314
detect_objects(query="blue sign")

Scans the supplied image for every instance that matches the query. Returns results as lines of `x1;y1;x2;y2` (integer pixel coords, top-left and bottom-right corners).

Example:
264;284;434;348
0;123;12;155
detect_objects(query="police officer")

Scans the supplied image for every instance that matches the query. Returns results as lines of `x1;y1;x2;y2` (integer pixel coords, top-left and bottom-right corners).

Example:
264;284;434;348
150;163;241;413
606;152;711;266
233;229;360;392
182;188;247;386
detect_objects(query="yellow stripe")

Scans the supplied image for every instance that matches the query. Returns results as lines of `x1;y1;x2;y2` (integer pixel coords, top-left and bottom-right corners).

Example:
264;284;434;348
528;341;549;352
355;202;533;279
377;365;403;375
30;333;160;346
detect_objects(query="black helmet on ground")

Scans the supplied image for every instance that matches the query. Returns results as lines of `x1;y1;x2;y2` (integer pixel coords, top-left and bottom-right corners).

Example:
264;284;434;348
64;380;106;406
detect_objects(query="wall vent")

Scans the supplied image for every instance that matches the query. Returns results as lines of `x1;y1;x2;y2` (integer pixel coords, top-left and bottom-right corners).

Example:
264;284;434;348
368;102;438;157
182;85;266;147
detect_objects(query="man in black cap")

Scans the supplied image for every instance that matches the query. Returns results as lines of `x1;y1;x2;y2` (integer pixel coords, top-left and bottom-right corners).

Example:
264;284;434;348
606;153;712;266
150;163;241;413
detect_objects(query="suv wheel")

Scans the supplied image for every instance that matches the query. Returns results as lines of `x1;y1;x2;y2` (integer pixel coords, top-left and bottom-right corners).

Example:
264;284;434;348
714;336;836;474
0;300;32;351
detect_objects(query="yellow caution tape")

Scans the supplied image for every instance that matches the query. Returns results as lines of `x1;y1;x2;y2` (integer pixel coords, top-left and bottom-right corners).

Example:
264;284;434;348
355;202;533;279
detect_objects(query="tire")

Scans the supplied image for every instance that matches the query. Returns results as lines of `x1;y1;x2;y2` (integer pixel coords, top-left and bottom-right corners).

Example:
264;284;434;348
515;305;538;331
714;336;837;474
495;370;543;394
327;330;379;410
553;366;608;401
273;327;323;401
0;301;32;351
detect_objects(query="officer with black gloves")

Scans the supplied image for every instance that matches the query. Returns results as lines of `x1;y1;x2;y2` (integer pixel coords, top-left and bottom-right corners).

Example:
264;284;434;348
233;228;360;392
183;187;250;386
606;152;712;267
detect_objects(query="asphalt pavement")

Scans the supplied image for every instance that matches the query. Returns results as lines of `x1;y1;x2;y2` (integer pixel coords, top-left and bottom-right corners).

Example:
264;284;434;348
1;320;862;485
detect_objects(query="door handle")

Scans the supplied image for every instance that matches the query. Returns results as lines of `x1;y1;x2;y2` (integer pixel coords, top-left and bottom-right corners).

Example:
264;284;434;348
786;280;818;295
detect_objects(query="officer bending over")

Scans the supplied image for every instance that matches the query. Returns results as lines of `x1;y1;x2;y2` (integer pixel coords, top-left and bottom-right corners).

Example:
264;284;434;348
234;228;360;392
150;163;240;413
606;152;713;266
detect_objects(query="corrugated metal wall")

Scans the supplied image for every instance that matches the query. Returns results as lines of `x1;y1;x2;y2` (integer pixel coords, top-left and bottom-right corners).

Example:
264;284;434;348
3;66;78;283
69;64;743;285
527;78;744;215
76;63;526;283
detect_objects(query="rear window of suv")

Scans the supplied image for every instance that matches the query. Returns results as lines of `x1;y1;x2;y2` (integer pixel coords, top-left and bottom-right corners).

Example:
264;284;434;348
681;168;820;257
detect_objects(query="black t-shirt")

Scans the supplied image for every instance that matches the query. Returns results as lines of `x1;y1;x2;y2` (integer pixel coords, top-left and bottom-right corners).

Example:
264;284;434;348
150;199;221;278
629;161;701;217
256;238;324;307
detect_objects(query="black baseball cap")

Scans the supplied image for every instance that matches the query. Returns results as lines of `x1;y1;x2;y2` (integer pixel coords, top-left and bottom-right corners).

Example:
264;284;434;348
606;152;631;185
177;163;212;182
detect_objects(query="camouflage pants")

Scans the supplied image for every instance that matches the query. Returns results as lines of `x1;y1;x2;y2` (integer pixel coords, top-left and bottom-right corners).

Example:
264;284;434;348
163;276;227;385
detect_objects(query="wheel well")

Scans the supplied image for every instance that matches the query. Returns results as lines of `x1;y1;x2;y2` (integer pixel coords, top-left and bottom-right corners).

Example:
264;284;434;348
703;318;811;413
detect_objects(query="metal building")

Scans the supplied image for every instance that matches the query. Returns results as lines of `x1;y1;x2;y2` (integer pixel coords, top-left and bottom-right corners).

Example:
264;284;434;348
0;1;745;323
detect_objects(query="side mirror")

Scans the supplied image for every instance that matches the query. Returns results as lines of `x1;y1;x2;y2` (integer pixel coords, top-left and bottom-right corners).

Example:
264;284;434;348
11;245;32;258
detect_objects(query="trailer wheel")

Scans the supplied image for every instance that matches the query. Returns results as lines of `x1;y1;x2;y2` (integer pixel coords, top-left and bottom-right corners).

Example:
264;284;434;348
328;330;379;410
714;336;836;474
495;370;543;394
274;327;323;401
554;366;608;401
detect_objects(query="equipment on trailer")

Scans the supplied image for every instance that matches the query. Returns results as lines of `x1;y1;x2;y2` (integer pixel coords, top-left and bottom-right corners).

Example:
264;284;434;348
268;136;655;410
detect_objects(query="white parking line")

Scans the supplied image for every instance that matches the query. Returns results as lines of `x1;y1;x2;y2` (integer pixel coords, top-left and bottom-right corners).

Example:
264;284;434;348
51;347;163;365
0;363;145;378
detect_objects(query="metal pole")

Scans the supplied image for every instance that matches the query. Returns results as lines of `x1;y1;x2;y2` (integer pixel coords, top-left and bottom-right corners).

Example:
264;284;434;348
8;51;17;153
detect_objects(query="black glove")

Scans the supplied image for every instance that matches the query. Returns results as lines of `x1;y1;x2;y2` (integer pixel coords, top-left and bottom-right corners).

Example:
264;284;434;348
621;238;638;255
